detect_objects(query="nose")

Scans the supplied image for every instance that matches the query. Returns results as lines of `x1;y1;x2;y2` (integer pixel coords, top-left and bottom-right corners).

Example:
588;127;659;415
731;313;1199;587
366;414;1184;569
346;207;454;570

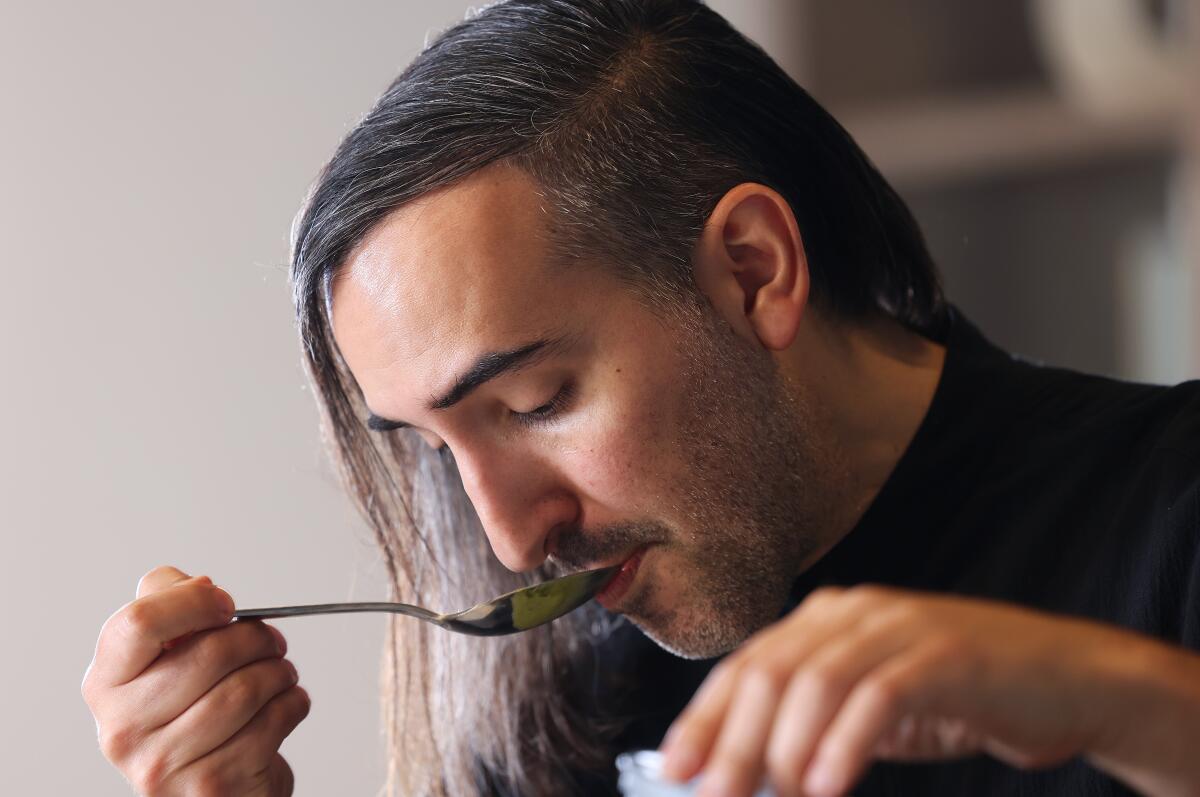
450;440;579;572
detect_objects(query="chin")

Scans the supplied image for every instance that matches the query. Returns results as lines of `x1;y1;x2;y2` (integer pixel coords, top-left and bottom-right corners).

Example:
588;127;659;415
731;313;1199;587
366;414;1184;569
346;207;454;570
623;567;789;660
642;627;741;660
624;596;758;660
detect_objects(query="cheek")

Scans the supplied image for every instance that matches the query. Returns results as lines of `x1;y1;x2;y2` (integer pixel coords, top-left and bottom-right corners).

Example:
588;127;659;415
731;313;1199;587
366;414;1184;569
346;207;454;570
562;388;678;513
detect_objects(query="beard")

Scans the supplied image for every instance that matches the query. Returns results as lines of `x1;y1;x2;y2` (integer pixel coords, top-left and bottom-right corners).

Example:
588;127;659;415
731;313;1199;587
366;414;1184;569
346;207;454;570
553;298;847;659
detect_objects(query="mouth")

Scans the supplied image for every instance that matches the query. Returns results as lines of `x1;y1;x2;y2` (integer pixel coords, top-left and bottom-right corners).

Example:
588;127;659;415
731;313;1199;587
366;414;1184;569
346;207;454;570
594;545;651;611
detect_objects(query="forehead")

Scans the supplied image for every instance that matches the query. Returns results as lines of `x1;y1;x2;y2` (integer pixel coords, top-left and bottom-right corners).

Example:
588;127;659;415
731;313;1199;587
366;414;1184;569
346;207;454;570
329;166;588;412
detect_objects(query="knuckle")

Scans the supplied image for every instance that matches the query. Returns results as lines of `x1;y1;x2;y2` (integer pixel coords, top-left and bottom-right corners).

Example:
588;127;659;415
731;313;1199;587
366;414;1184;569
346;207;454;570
119;600;157;641
215;664;281;719
258;688;310;741
263;688;293;723
265;660;293;691
223;672;263;713
80;665;98;705
187;765;233;797
802;659;850;696
805;586;844;608
876;597;923;628
741;659;789;694
914;630;967;667
95;607;129;656
846;584;884;601
128;751;171;796
273;658;300;690
929;632;981;676
287;686;312;722
140;565;178;584
292;686;313;717
859;675;903;715
190;582;231;615
135;565;190;600
927;629;966;655
97;721;139;764
188;630;231;673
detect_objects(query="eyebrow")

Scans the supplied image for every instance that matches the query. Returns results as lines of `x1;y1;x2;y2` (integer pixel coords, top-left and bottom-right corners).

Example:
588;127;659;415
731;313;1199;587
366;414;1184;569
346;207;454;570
365;336;565;432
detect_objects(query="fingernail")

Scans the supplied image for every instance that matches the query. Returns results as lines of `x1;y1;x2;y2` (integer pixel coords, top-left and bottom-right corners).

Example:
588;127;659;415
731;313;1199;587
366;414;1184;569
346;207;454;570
268;625;287;655
192;575;212;586
804;758;840;797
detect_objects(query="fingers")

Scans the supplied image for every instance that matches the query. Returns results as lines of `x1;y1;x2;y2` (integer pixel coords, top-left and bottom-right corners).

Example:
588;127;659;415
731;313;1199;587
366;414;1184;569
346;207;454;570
92;572;235;687
692;668;778;797
661;663;739;781
689;620;915;797
128;619;289;730
116;682;308;797
660;587;863;787
803;638;961;797
656;587;1103;797
85;567;311;797
764;623;913;795
138;568;216;651
158;655;300;765
186;684;311;787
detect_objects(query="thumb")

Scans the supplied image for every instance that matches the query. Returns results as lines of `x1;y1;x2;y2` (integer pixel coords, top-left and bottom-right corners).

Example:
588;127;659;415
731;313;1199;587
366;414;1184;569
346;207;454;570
136;565;208;599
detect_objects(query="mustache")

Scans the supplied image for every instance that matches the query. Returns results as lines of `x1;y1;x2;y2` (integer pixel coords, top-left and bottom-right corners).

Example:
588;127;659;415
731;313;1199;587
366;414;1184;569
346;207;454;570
549;521;669;572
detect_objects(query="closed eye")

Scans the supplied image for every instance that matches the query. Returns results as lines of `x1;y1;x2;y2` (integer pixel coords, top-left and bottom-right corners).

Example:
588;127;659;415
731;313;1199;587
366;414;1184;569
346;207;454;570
511;381;575;427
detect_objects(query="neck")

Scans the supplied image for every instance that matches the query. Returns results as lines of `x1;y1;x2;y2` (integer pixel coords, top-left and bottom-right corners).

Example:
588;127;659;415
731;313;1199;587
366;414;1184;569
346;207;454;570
785;310;947;565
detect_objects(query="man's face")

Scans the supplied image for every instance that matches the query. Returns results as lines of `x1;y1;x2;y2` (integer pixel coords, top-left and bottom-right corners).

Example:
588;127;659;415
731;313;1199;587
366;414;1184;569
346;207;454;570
331;166;840;658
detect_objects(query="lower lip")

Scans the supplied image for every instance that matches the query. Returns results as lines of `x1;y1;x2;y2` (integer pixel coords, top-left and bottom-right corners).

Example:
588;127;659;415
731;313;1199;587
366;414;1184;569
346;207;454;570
595;547;648;610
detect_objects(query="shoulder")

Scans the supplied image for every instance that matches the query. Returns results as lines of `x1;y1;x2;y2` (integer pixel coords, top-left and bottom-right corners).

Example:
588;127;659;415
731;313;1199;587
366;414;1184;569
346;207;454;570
1148;379;1200;466
1008;359;1200;467
972;356;1200;542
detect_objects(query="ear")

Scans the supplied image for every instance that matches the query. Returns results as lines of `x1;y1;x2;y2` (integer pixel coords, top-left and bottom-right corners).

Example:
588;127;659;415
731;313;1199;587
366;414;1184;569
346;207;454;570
691;183;810;351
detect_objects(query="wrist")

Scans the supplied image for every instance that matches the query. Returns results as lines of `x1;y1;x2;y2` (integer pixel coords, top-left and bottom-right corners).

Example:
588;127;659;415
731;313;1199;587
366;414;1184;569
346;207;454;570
1082;632;1200;796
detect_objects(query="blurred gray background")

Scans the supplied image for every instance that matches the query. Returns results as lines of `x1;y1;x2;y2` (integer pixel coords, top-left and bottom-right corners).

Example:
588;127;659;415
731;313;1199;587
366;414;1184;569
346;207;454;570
1;1;1195;794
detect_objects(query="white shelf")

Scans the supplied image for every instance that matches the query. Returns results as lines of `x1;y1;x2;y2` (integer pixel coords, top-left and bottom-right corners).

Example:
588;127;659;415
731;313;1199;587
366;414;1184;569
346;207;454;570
836;88;1181;190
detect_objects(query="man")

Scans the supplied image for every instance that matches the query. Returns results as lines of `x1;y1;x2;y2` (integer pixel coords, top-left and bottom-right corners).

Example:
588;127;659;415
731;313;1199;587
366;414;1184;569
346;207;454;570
84;1;1200;795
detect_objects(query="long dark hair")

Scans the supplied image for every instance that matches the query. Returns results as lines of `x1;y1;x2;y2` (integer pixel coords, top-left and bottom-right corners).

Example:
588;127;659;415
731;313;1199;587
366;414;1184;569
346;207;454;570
288;1;944;794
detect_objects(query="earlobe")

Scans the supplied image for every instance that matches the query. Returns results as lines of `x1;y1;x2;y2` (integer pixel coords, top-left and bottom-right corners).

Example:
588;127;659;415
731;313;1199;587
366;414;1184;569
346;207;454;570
691;183;809;351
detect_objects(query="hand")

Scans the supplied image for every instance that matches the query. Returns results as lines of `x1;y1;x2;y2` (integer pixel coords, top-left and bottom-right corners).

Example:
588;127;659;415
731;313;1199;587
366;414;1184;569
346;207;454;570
658;585;1196;797
82;566;310;796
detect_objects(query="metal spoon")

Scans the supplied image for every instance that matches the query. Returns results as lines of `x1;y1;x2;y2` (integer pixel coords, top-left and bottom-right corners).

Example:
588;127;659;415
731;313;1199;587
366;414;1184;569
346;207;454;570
232;565;619;636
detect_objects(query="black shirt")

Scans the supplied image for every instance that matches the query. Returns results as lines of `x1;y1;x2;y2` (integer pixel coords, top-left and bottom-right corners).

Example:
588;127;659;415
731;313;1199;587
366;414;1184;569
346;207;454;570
589;307;1200;795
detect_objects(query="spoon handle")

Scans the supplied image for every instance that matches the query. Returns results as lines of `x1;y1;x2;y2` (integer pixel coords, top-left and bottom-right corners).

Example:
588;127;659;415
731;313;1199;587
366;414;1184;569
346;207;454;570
233;602;442;623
